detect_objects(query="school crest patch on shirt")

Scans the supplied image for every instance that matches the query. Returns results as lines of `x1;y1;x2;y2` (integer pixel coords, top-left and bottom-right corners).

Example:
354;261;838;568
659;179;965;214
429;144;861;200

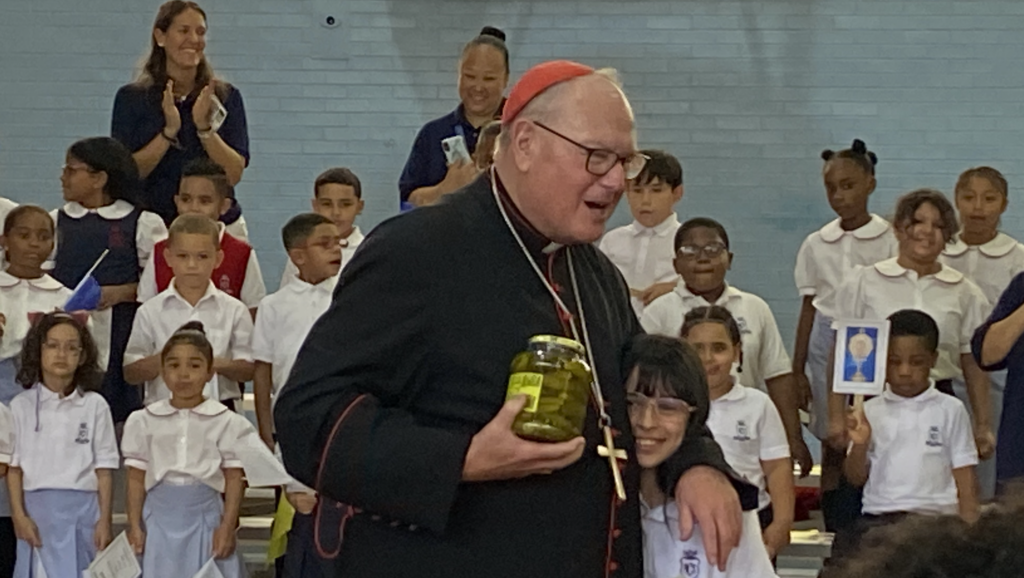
926;425;943;447
108;224;126;249
733;419;751;441
74;422;90;444
680;549;701;578
735;316;751;335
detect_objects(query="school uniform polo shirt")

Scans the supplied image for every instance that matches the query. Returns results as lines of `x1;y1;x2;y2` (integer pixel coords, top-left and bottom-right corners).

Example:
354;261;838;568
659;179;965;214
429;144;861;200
9;385;119;491
833;258;989;382
642;283;792;391
643;503;775;578
253;275;338;404
279;226;364;290
0;272;71;361
708;384;791;510
124;281;253;404
861;383;978;515
598;213;680;317
794;214;896;319
122;399;250;492
941;232;1024;308
136;223;266;308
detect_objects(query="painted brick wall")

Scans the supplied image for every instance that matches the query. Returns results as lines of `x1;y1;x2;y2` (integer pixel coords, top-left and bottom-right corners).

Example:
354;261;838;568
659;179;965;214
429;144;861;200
3;0;1024;345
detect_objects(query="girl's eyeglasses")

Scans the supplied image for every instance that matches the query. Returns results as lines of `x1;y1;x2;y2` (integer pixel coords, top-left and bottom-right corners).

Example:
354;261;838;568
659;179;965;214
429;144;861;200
626;392;695;423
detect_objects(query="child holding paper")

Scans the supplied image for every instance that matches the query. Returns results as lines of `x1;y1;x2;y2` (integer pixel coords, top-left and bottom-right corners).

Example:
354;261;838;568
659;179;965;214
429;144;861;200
122;321;254;578
841;309;979;555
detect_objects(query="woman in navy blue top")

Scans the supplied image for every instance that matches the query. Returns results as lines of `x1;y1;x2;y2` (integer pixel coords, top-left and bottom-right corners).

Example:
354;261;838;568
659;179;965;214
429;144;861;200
111;0;249;225
973;272;1024;488
398;27;509;209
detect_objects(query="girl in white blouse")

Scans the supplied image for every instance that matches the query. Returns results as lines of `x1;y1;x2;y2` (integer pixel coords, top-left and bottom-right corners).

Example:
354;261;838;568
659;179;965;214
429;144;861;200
122;321;252;578
8;312;119;578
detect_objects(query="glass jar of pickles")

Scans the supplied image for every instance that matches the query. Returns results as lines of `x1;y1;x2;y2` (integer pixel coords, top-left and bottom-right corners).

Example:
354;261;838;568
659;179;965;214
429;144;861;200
505;335;592;442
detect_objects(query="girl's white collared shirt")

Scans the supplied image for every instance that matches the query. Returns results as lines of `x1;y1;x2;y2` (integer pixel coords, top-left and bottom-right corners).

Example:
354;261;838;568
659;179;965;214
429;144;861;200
9;384;119;491
794;214;896;320
940;232;1024;308
121;398;251;492
0;271;72;361
834;258;989;381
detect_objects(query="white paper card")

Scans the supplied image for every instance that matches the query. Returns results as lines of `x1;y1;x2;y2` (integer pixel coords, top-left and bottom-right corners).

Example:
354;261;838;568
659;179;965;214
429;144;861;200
86;531;141;578
235;429;296;487
192;557;226;578
831;318;890;396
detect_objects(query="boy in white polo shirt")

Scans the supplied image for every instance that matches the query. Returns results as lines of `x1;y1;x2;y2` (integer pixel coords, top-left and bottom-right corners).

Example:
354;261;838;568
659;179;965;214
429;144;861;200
598;149;683;318
280;168;365;289
254;214;341;578
843;309;979;554
642;217;812;476
123;214;254;410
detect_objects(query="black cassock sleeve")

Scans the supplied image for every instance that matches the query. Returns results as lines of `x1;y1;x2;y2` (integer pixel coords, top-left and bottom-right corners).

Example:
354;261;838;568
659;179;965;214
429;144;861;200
274;217;473;534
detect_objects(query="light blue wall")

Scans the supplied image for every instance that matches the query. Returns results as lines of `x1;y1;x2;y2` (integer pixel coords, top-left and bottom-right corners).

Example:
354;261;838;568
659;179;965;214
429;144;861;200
3;0;1024;345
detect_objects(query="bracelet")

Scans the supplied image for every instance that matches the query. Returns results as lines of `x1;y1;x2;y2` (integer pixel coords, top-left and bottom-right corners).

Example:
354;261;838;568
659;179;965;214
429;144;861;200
197;126;216;140
160;129;176;142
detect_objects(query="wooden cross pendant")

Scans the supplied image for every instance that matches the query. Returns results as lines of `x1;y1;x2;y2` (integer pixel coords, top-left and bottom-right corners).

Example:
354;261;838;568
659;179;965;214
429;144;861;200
597;425;628;502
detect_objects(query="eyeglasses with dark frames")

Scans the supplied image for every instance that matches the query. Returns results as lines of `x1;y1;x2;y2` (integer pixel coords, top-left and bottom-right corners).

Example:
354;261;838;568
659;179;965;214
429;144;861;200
532;121;648;180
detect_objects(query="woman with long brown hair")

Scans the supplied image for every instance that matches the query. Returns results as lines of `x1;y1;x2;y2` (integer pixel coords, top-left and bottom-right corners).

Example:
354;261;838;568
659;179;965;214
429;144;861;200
111;1;250;230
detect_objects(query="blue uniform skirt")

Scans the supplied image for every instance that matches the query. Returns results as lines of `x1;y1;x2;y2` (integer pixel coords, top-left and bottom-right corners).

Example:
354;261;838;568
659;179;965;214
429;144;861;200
142;483;246;578
0;357;17;522
14;489;98;578
806;311;835;441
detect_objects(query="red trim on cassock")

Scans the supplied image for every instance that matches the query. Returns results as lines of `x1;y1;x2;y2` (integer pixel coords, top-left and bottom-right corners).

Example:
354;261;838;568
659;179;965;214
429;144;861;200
312;394;368;559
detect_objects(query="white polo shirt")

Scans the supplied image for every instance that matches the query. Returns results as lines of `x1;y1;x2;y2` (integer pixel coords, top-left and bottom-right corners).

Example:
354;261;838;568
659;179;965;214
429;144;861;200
121;399;250;492
794;214;897;320
708;384;791;510
9;385;119;491
124;281;253;404
643;502;775;578
0;401;13;464
0;271;72;361
941;232;1024;308
279;226;364;291
137;224;267;309
598;214;680;317
642;283;792;391
833;258;988;381
252;275;337;405
861;383;978;515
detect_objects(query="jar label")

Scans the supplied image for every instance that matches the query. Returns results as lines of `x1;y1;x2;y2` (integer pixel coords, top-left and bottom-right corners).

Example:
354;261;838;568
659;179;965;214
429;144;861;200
507;372;544;412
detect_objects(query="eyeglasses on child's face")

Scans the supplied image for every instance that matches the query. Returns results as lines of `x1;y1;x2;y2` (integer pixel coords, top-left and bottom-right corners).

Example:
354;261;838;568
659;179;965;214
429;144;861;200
626;392;695;423
677;243;727;260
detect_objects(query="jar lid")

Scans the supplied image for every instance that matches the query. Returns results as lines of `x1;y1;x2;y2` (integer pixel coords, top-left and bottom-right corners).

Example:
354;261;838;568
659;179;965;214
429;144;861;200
529;335;586;354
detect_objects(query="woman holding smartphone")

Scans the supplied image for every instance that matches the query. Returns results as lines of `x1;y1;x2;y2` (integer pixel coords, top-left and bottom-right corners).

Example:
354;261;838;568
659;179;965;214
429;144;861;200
398;26;509;209
111;0;250;228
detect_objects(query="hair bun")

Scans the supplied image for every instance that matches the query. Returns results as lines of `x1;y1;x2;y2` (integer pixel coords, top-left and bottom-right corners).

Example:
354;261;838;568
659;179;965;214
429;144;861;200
867;151;879;166
479;26;506;42
178;321;206;334
820;149;835;162
851;139;867;154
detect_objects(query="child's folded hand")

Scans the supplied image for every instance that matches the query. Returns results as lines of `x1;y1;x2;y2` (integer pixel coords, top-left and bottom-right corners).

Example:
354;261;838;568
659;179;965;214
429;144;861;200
846;408;871;446
128;525;146;555
13;513;41;548
212;521;237;559
286;491;317;515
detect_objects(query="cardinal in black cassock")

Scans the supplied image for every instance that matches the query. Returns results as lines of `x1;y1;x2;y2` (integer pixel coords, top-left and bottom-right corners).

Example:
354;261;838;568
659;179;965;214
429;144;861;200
276;61;753;578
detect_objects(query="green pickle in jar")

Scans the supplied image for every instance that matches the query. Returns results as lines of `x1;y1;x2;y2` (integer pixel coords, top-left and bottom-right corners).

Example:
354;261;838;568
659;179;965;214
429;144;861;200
505;335;593;442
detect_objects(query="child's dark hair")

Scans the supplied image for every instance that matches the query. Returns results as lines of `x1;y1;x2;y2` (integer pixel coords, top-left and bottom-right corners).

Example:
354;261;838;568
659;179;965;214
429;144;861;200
888;309;939;353
681;306;743;373
181;157;234;201
674;217;730;252
622;334;709;437
632;149;683;189
955;166;1007;198
893;188;959;244
282;213;334;251
67;137;140;204
4;205;53;236
462;26;509;73
314;167;362;200
17;312;102;396
821;138;878;176
161;321;214;370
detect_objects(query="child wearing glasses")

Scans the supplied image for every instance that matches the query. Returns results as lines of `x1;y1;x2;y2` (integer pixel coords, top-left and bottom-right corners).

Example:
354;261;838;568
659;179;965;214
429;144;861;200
625;333;776;578
598;150;684;317
681;306;795;560
641;217;811;477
